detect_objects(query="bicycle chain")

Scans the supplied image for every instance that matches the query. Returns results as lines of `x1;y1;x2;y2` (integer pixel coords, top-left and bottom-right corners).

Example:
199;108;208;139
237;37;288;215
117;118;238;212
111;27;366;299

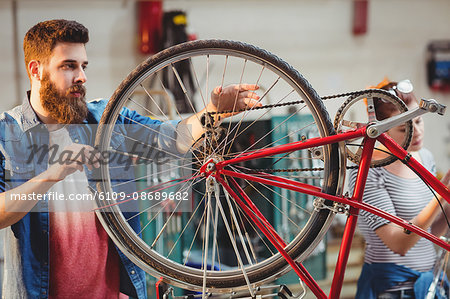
207;89;369;116
207;89;373;173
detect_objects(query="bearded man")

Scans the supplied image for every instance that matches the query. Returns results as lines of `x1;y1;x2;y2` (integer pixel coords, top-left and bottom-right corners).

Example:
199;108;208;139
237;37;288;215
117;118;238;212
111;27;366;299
0;19;260;299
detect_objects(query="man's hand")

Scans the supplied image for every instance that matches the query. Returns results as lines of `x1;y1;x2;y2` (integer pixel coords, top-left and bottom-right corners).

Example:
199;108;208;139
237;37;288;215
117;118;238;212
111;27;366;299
209;84;261;113
0;144;102;228
176;84;262;153
46;144;101;182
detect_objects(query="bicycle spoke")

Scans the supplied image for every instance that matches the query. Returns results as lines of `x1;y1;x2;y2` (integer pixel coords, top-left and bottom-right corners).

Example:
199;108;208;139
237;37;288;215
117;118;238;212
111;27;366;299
223;188;276;256
210;189;220;271
221;60;247;157
107;146;195;175
110;160;197;189
109;172;199;209
229;166;311;223
170;63;200;116
202;189;212;298
110;128;200;168
170;62;217;155
215;181;255;297
142;176;199;241
214;103;312;161
131;87;171;122
166;192;205;258
232;105;312;159
225;190;264;261
214;88;295;157
183;196;207;266
224;76;280;157
222;186;255;266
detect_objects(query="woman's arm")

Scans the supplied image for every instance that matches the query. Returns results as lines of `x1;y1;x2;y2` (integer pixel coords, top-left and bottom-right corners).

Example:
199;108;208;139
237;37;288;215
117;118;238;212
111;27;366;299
375;195;444;256
376;169;450;255
430;169;450;237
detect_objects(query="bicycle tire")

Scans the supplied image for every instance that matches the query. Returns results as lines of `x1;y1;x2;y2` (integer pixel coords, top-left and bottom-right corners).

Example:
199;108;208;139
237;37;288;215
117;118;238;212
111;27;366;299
94;39;341;292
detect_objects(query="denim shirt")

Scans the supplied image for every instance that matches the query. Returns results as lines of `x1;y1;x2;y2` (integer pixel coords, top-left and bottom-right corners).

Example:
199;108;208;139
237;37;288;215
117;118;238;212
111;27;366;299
0;95;180;298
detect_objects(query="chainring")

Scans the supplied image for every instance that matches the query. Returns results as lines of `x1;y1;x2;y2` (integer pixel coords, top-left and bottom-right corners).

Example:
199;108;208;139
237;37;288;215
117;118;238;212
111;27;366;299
333;89;413;167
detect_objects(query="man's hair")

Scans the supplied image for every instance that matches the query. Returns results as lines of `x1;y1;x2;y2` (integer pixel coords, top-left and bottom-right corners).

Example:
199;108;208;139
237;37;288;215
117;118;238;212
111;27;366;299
23;19;89;78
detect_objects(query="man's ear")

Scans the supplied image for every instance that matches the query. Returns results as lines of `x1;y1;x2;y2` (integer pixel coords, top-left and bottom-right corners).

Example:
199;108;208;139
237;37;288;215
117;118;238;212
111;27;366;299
28;60;41;80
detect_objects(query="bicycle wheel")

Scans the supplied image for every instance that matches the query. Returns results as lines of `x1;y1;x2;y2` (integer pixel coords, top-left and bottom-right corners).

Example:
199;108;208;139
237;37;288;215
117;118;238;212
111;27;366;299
94;40;341;293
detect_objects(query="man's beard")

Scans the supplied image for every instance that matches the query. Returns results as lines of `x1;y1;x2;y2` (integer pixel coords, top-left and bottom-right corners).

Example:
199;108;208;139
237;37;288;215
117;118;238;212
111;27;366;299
39;73;88;124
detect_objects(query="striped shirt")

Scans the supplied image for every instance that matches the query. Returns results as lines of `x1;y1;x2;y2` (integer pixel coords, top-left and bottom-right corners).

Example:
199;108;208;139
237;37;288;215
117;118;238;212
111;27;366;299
349;148;437;272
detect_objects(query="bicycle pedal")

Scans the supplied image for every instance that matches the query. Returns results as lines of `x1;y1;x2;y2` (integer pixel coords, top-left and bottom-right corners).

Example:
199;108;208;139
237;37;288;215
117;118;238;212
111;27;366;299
420;98;446;115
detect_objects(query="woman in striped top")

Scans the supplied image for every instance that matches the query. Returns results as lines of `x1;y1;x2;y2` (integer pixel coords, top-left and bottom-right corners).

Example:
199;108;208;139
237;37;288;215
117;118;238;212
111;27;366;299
349;79;450;299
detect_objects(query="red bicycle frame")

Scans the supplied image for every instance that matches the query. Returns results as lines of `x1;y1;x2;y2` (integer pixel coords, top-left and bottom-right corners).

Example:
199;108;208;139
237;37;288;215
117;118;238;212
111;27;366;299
207;126;450;299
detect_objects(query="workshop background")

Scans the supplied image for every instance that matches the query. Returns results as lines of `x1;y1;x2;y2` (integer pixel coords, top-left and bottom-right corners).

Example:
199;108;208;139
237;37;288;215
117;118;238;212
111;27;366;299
0;0;449;298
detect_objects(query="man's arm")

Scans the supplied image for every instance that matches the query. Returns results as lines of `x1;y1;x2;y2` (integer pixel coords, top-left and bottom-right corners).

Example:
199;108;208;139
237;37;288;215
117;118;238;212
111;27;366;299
175;84;261;153
0;144;101;229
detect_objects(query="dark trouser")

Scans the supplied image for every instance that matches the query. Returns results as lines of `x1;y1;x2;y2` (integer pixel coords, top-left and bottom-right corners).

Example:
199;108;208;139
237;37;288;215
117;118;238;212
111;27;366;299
377;289;415;299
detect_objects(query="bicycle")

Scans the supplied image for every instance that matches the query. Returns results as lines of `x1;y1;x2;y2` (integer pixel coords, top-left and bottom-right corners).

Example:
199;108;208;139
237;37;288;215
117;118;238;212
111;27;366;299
92;40;449;298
